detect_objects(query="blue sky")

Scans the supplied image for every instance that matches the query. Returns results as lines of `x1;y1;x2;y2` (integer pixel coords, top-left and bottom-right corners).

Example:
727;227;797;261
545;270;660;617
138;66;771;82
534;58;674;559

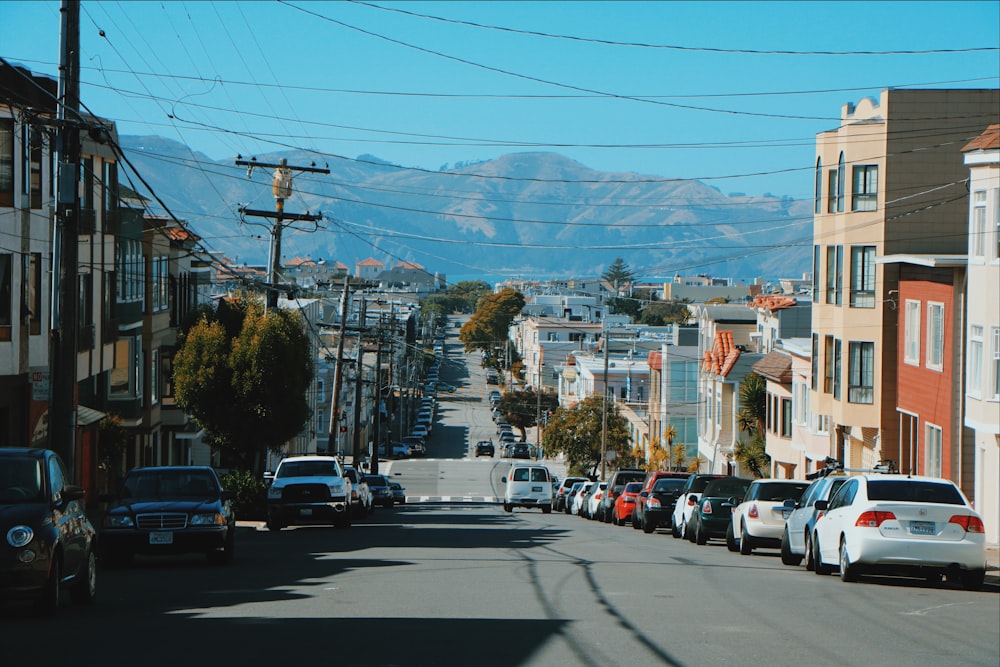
3;1;998;201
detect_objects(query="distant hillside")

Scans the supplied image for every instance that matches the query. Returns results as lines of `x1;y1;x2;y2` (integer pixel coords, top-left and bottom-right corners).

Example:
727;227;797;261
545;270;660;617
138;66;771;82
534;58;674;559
119;136;811;282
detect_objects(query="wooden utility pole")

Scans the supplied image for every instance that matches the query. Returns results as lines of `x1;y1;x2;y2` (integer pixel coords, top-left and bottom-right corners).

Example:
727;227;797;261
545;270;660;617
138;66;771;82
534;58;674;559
600;325;610;481
235;157;328;307
371;315;385;476
49;0;81;470
351;298;368;465
327;275;351;456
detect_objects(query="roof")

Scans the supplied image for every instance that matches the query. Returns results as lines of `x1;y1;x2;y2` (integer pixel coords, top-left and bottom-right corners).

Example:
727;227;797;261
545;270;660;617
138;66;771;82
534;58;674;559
647;351;663;370
702;330;741;377
752;350;793;384
748;295;797;312
77;405;107;427
876;254;967;268
395;261;425;270
357;258;385;267
963;124;1000;152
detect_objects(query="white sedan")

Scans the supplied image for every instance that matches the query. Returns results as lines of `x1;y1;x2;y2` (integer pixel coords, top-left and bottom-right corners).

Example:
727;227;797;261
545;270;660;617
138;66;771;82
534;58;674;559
812;474;987;589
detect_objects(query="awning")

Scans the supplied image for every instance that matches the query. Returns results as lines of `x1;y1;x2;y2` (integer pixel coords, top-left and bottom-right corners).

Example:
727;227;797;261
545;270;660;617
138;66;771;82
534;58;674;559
75;405;106;427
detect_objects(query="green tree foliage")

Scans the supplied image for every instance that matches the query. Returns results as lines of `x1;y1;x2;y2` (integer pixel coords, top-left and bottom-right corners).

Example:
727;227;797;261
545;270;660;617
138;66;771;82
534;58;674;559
541;396;630;478
173;294;313;473
607;296;642;321
459;287;525;353
497;388;560;440
602;257;636;289
736;373;770;477
640;301;691;326
448;280;492;312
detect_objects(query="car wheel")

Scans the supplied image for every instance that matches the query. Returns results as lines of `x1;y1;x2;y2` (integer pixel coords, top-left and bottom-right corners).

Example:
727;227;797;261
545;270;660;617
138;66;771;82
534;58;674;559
804;532;815;571
36;555;60;616
960;569;986;591
780;527;803;567
839;538;860;582
642;516;656;534
813;534;833;575
504;503;512;513
631;513;641;530
611;509;619;525
70;548;97;604
686;518;697;543
266;518;284;531
671;519;681;539
695;518;707;545
542;505;552;514
726;523;739;552
739;524;754;555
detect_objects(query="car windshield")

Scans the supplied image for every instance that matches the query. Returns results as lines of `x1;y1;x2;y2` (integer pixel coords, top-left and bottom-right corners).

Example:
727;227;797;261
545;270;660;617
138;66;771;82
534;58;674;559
124;470;219;498
703;479;750;497
867;480;965;504
690;476;725;493
756;482;810;502
0;457;45;503
366;476;388;488
653;479;687;493
276;460;341;478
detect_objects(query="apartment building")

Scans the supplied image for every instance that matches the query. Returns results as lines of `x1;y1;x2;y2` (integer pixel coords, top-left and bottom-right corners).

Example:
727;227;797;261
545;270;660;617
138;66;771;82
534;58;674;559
810;89;999;471
963;124;1000;545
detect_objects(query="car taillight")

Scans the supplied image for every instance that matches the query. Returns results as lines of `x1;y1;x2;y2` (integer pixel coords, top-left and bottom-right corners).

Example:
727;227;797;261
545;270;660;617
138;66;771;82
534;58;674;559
647;497;661;509
748;503;758;519
855;510;896;527
701;500;712;514
949;515;986;533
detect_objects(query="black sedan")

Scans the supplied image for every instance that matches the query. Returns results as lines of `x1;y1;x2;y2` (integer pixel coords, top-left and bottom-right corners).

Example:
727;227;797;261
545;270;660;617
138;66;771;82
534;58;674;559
633;477;688;533
688;476;752;546
475;440;495;457
100;466;236;566
1;448;97;614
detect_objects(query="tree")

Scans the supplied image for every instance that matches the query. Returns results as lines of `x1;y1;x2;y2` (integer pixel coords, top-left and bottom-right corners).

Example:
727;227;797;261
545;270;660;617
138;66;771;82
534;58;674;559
735;373;770;478
173;293;313;473
541;396;629;478
607;296;642;321
602;257;636;290
497;388;559;440
640;301;691;326
459;287;525;353
448;280;492;313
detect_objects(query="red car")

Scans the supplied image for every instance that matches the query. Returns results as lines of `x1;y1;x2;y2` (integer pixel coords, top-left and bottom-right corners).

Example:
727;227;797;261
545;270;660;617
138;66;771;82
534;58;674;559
612;482;644;526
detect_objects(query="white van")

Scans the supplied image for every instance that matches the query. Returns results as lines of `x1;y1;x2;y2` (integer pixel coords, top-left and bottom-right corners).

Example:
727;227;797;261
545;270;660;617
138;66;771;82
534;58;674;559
502;464;553;513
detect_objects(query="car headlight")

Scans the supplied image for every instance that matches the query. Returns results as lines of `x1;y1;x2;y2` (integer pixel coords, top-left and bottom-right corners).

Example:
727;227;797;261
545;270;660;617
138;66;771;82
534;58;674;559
190;513;225;526
7;525;34;548
103;514;135;528
267;485;283;499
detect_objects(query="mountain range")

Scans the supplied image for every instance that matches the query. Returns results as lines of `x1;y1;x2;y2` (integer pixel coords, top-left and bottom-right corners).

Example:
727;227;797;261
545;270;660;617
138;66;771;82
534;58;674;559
119;136;812;283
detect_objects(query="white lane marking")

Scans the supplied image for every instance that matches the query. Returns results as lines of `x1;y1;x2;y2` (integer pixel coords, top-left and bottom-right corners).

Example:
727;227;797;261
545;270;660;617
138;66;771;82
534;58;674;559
900;601;976;616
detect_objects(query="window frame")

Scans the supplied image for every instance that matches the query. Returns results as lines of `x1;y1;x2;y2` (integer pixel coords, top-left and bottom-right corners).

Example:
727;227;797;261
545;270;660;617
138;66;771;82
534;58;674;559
851;164;878;212
971;190;987;258
825;245;843;306
926;302;945;371
0;118;14;207
968;325;984;398
847;341;875;404
925;423;943;477
849;245;876;308
904;299;921;366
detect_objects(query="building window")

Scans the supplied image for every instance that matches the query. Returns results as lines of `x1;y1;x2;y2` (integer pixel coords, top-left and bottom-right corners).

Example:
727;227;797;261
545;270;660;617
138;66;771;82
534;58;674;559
812;246;821;299
904;300;921;365
814;158;822;214
994;187;1000;261
848;341;875;404
837;153;845;212
781;398;792;437
811;334;819;391
827;169;838;214
825;245;842;305
968;325;984;397
22;124;42;209
151;256;168;312
0;253;11;334
971;190;987;258
823;335;835;394
925;424;942;477
833;339;842;400
25;252;41;335
991;327;1000;400
793;380;810;427
110;335;142;399
849;246;876;308
150;348;160;406
77;273;93;350
926;302;944;371
0;119;13;207
852;164;878;212
815;414;831;435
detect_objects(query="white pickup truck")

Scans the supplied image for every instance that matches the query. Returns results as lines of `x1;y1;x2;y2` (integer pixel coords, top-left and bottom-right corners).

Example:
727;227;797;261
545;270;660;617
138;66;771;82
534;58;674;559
265;455;352;530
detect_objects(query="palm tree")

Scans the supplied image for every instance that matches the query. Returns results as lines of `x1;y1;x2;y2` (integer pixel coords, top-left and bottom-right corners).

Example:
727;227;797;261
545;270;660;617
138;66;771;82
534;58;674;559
736;373;770;478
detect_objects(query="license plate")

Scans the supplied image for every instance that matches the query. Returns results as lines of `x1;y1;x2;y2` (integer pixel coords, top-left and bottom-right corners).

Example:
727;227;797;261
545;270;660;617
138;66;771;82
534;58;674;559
532;486;543;492
300;508;313;516
910;521;935;535
149;531;173;545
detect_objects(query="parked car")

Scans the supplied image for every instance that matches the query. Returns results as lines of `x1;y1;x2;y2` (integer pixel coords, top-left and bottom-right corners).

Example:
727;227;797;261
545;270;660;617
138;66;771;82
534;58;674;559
410;424;429;440
389;481;406;505
401;435;426;456
264;456;351;530
685;476;751;545
781;474;850;568
634;476;690;533
366;474;394;509
101;465;236;563
1;448;97;614
586;482;609;520
502;464;553;513
812;474;987;589
342;466;373;518
632;471;691;532
390;442;412;459
475;440;495;457
597;468;646;523
511;443;534;459
555;477;588;512
730;479;811;555
671;474;728;539
612;482;643;526
436;382;457;393
571;482;594;516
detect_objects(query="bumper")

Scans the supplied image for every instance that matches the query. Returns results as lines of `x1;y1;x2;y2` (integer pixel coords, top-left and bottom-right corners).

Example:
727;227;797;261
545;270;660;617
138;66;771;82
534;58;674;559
101;525;230;555
0;550;53;599
644;508;671;527
268;501;349;525
745;519;785;545
700;514;732;538
849;532;986;571
507;497;551;509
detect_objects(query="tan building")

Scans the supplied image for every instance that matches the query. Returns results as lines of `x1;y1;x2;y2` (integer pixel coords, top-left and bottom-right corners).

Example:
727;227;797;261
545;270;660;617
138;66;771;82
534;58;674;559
963;124;1000;545
810;89;999;471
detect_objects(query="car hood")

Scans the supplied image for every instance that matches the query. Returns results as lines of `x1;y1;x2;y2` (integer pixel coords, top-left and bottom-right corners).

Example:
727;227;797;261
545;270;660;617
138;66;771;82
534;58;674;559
272;475;346;488
106;499;221;514
0;502;52;527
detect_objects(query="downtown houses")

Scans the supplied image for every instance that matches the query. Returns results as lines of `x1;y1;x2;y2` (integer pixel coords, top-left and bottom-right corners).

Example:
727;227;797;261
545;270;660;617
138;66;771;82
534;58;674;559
1;61;998;543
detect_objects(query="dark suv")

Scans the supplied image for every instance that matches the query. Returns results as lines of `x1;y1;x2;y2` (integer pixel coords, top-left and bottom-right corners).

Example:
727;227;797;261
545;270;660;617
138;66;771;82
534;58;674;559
1;448;97;614
597;469;647;523
475;440;495;457
632;472;691;533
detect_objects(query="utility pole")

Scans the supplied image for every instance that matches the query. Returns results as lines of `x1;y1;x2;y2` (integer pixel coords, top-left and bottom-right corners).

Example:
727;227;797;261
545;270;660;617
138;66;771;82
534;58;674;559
327;275;351;456
236;157;328;307
371;315;384;476
49;0;81;471
600;323;610;481
351;298;368;465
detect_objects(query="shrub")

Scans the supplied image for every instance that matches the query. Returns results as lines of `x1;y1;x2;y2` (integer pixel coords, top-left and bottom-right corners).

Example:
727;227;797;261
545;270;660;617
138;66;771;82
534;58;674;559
220;469;267;520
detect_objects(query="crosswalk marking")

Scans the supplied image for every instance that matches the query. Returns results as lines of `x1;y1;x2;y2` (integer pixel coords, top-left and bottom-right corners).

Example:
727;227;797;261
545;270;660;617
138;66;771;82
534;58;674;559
405;496;501;504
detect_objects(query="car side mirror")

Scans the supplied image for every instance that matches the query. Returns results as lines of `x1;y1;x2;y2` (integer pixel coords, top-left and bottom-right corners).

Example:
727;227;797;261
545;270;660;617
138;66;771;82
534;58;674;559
782;498;798;509
62;485;86;502
500;477;506;484
814;500;828;511
639;491;648;498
